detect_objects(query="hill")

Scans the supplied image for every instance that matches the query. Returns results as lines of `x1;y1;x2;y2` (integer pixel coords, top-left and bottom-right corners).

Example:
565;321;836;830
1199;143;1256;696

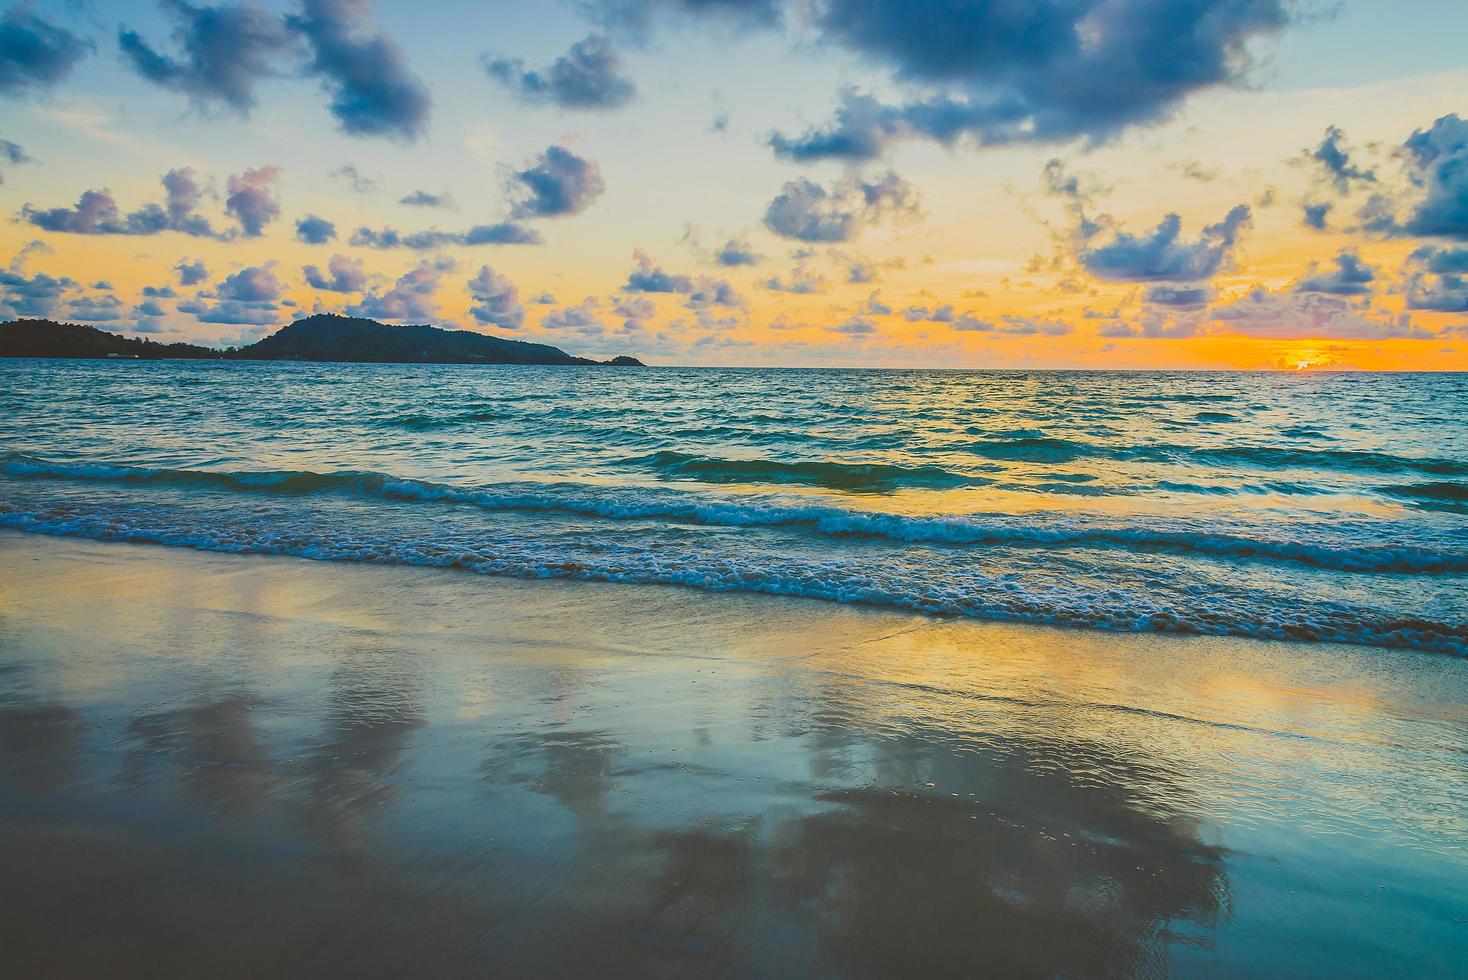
0;319;220;359
0;315;645;366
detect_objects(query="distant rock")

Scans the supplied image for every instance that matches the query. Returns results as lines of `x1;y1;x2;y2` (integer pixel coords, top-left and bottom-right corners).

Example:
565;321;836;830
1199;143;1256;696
1;313;646;366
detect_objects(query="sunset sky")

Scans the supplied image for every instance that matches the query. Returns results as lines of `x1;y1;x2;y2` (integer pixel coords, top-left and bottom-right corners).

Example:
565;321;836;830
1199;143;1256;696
2;0;1466;368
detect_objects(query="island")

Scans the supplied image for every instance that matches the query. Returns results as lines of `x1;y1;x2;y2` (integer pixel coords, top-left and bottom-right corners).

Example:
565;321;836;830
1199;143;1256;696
0;314;645;366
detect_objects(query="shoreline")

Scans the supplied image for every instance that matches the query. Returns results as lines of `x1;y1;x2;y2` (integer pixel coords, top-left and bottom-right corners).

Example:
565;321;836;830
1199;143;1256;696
2;532;1464;976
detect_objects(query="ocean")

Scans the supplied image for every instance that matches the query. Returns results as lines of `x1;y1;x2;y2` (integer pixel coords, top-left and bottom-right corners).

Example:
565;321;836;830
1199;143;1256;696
2;359;1464;654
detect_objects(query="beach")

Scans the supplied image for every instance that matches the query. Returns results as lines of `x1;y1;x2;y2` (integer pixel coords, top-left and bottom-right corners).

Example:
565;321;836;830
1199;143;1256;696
2;532;1463;977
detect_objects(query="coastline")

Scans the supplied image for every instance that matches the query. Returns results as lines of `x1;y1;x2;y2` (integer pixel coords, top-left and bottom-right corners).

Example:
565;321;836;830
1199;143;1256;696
2;531;1464;976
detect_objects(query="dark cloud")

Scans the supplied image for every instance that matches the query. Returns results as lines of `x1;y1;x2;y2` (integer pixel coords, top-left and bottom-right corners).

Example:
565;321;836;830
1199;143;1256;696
509;145;606;219
176;258;209;285
624;249;692;292
295;214;338;244
1301;201;1332;230
347;256;453;320
119;0;295;114
1080;204;1250;282
484;34;635;110
1307;125;1375;194
225;165;281;236
467;264;525;329
303;253;366;292
713;237;760;266
142;285;178;298
288;0;432;140
350;222;542;249
763;171;920;243
0;8;90;97
767;0;1290;162
1405;246;1468;312
23;167;218;237
1294;250;1375;296
1400;114;1468;240
994;314;1071;335
399;190;453;208
861;291;891;315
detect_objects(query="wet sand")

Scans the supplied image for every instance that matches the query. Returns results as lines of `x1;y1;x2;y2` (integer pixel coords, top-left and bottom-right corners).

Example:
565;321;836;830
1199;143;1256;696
1;532;1464;977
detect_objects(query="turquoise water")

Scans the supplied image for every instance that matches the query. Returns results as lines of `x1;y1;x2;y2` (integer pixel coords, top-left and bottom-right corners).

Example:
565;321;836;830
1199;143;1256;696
1;359;1464;653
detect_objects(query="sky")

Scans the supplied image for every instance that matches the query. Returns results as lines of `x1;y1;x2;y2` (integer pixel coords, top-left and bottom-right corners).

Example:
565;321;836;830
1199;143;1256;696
1;0;1466;369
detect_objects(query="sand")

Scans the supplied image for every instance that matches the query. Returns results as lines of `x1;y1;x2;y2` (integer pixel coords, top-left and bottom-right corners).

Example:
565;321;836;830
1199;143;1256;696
1;531;1464;977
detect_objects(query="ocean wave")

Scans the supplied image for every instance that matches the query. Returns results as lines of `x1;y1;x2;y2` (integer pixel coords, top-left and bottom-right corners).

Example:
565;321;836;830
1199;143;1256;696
1378;482;1468;514
1;502;1461;656
631;450;987;490
955;438;1467;476
4;454;1464;574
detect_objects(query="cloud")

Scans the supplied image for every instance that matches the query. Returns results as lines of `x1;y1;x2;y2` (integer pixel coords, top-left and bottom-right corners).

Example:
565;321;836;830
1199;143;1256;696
119;0;294;114
142;284;178;298
288;0;432;140
216;264;283;302
1301;201;1332;230
861;291;891;315
994;314;1071;335
579;0;782;43
176;259;209;285
399;190;452;208
348;256;453;320
295;214;337;244
540;296;605;332
0;8;91;97
763;171;920;243
624;249;692;292
65;293;126;323
331;162;375;192
612;294;656;328
484;34;635;110
509;145;606;218
1145;285;1212;307
0;246;76;319
303;253;366;292
23;167;219;237
685;278;744;309
1400;114;1468;240
466;264;524;329
903;304;954;323
713;237;760;266
225;165;281;236
350;222;542;249
179;263;283;324
765;0;1290;162
1211;287;1432;339
0;135;29;183
1081;204;1250;282
829;314;876;335
762;262;827;294
1306;125;1376;194
1405;246;1468;312
1293;250;1375;296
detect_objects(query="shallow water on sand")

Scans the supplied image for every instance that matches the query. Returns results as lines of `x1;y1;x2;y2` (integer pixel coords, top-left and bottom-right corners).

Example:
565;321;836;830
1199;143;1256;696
1;537;1464;978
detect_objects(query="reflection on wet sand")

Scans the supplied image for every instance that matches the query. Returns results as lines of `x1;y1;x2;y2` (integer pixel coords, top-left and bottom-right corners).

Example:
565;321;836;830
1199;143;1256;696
0;535;1464;977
